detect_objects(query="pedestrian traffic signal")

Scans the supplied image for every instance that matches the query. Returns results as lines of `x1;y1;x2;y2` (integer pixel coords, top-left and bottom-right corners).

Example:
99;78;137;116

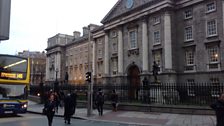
85;72;91;82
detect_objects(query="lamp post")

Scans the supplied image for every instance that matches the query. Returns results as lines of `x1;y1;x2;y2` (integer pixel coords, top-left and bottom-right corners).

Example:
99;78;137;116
40;71;44;103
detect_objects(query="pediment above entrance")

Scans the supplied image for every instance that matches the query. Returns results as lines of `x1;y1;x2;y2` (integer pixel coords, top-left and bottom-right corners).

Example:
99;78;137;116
101;0;165;24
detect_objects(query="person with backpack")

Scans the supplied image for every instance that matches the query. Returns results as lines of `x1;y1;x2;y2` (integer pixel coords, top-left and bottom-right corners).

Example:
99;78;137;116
96;88;104;116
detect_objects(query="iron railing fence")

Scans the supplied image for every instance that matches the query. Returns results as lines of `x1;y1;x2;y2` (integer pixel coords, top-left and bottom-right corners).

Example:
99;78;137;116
30;82;224;106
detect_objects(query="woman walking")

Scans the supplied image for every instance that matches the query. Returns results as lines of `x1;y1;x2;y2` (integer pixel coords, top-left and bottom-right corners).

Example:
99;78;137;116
210;93;224;126
44;93;56;126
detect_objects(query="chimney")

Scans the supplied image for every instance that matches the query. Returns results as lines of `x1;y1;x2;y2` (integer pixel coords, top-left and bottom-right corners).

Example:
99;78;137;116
73;31;81;39
83;26;89;36
88;24;99;31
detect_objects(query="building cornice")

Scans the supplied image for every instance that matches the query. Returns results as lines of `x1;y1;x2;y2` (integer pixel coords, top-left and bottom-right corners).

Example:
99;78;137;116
103;0;174;30
92;30;105;39
175;0;204;9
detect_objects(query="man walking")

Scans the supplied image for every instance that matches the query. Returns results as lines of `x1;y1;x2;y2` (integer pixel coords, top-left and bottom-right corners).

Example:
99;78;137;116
96;89;104;116
64;93;73;124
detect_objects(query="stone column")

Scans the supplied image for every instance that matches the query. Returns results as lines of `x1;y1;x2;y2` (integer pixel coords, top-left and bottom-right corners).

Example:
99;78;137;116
56;52;61;79
164;12;172;70
118;27;124;74
104;33;109;75
92;40;96;76
142;18;149;72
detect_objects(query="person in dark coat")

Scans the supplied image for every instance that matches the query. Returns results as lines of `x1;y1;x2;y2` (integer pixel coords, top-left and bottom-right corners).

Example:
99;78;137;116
111;89;118;112
96;89;104;116
44;93;56;126
53;92;60;113
64;93;73;124
210;93;224;126
71;92;77;115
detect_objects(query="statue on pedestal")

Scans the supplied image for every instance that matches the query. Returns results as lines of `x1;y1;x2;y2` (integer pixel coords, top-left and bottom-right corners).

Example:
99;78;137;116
152;61;159;82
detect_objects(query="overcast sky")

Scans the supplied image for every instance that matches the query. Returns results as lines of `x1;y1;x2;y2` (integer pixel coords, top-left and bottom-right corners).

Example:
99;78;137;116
0;0;118;55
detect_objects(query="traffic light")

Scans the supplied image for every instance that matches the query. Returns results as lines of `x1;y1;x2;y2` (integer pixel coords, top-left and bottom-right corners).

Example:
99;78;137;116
85;72;91;82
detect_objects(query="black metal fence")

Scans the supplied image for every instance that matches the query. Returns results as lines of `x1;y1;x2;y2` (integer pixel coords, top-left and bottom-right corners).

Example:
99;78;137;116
30;82;224;106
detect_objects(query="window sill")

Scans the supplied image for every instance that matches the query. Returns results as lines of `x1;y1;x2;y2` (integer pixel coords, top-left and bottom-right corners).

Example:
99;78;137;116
206;34;218;38
128;48;139;56
184;17;193;20
184;39;194;43
153;43;161;46
206;10;216;14
153;22;160;26
184;65;196;72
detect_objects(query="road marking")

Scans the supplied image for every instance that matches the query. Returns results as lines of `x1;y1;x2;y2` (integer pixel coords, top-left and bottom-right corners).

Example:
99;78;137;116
0;114;44;123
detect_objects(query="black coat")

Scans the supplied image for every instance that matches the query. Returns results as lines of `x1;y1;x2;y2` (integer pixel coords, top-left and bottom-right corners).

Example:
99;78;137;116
210;100;224;126
96;92;104;105
64;95;74;116
44;100;56;115
111;93;118;103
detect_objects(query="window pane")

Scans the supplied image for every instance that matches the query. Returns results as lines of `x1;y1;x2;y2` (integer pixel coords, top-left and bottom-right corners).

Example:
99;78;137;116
185;27;193;40
208;46;218;63
185;10;192;19
185;50;194;65
129;31;137;49
207;2;216;12
153;16;160;24
154;51;161;72
207;20;217;36
154;31;160;44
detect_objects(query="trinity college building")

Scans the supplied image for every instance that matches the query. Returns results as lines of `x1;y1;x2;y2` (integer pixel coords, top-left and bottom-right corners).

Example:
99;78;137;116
46;0;224;87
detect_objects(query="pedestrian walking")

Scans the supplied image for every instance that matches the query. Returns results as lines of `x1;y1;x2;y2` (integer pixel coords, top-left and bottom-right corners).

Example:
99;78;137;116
64;93;73;124
71;92;77;115
53;92;60;113
59;91;65;107
96;89;104;116
111;89;118;112
44;93;56;126
64;72;69;84
210;93;224;126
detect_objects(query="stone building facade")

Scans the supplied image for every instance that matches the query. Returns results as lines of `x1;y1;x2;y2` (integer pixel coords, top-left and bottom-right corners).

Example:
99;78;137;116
18;50;46;85
46;0;224;88
45;33;74;84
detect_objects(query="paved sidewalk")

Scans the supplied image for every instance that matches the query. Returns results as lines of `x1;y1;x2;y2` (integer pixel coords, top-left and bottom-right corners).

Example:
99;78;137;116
28;101;216;126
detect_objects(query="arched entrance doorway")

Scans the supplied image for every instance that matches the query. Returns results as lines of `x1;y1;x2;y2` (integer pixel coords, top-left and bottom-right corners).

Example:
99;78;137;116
127;65;140;100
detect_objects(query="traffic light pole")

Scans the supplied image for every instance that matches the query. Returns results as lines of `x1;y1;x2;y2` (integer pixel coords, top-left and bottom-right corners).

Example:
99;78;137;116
87;81;92;116
87;26;93;117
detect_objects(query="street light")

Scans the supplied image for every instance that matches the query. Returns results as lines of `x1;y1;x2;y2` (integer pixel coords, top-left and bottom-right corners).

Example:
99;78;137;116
40;67;44;103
